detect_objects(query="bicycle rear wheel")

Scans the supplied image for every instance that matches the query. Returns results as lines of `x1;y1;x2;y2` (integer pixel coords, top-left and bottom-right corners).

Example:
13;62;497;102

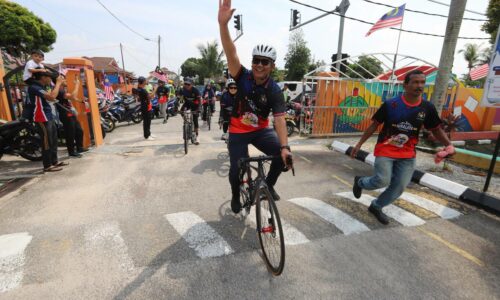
255;185;285;275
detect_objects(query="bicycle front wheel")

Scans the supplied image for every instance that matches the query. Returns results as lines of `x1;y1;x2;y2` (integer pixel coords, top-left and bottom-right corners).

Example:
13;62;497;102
207;111;211;131
255;185;285;276
183;123;189;154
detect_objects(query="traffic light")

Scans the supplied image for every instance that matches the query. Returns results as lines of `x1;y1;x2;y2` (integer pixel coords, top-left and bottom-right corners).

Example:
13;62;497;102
291;9;301;27
331;53;349;73
234;15;241;31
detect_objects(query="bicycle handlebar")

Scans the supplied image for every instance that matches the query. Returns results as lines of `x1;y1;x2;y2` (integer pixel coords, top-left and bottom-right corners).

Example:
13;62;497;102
238;155;295;175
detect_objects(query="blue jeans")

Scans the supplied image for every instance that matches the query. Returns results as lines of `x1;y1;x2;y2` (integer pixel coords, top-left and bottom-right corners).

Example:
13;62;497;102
358;156;415;209
228;128;284;201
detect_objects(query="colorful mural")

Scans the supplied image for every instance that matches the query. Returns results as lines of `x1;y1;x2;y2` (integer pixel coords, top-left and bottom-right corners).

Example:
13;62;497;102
311;69;499;135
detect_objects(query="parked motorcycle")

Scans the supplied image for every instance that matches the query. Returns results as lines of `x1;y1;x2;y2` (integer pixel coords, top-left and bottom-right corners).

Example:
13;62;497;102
98;98;116;133
167;97;179;116
285;102;302;136
0;118;42;161
151;97;160;119
107;98;142;124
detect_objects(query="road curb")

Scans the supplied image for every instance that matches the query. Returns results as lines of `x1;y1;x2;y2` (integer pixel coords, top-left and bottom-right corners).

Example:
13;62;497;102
332;141;500;216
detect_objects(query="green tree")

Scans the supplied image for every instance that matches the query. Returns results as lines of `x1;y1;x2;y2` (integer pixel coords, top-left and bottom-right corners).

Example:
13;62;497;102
284;29;311;81
271;68;286;82
180;57;201;78
481;0;500;45
308;59;326;73
0;0;56;59
196;40;226;80
346;56;383;79
458;43;482;78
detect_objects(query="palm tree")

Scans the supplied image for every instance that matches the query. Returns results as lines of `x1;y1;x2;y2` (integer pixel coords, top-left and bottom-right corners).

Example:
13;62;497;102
196;41;226;80
458;43;482;79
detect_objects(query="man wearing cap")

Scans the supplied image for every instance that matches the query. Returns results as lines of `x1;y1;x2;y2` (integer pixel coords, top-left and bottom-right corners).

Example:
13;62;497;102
134;77;154;140
219;0;293;214
28;68;67;172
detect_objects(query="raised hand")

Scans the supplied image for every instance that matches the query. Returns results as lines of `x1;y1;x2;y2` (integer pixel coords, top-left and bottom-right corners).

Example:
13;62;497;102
218;0;235;25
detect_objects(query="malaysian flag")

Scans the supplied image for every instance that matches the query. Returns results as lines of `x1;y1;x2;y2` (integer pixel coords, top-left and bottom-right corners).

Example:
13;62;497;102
469;64;489;80
58;64;68;76
366;4;406;37
151;66;168;82
104;74;114;100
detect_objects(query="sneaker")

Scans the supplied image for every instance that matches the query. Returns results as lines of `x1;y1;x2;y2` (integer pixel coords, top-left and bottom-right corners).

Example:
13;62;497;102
77;148;89;153
231;196;241;214
146;136;155;141
353;176;362;199
194;135;200;145
269;186;280;201
150;134;157;138
368;204;390;225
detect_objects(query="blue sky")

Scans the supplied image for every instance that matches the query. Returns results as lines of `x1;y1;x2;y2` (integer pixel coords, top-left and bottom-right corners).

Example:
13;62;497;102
12;0;491;78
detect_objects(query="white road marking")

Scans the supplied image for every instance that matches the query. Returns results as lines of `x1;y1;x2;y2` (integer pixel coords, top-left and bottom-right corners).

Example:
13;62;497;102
375;189;462;219
297;154;312;163
84;222;135;272
289;197;370;235
336;192;426;227
165;211;233;258
247;207;310;245
0;232;32;293
419;173;468;199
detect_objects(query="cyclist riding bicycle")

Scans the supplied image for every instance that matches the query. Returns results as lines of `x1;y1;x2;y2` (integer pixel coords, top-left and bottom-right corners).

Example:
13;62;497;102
180;77;201;145
202;81;217;123
219;0;293;214
219;78;237;140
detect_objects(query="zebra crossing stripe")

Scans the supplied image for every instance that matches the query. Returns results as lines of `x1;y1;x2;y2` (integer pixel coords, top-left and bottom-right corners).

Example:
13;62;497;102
376;189;462;219
165;211;234;258
336;192;426;227
84;222;135;273
247;208;310;245
288;197;370;235
0;232;33;293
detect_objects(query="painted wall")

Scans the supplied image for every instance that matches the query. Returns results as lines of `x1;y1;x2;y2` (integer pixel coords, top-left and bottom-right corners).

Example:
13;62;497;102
312;71;498;135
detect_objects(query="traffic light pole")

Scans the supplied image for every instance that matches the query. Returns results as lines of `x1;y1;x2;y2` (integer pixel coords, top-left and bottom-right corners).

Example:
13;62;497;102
335;0;349;71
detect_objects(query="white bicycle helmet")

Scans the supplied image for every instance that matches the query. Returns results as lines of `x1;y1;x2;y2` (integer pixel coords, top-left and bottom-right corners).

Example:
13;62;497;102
226;78;236;87
252;44;277;62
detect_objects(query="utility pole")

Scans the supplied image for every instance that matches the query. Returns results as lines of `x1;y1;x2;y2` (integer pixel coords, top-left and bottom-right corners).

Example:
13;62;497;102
119;43;128;91
158;35;161;68
430;0;467;113
335;0;350;71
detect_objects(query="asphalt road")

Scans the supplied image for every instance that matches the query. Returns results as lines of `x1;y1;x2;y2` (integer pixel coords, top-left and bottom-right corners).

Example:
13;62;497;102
0;109;499;300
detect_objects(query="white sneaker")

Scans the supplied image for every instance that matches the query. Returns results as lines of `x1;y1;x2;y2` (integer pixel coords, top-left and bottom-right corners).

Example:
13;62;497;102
194;135;200;145
146;136;155;141
150;134;157;138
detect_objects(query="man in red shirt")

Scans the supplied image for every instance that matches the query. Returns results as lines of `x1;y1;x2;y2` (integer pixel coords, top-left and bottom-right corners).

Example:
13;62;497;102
351;70;455;224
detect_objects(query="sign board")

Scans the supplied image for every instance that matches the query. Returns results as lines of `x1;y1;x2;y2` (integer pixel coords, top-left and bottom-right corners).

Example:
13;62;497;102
481;25;500;107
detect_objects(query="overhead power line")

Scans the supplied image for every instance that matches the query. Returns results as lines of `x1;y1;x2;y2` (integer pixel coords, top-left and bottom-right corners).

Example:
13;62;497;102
426;0;487;17
95;0;154;41
289;0;489;40
361;0;487;21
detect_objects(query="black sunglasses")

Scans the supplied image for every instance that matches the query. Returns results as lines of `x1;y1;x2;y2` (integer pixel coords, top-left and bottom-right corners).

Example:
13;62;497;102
228;86;237;90
252;57;272;66
184;83;192;86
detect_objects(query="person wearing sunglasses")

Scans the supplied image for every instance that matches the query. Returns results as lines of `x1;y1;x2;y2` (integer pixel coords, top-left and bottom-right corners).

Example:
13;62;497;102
219;0;293;214
219;78;237;140
179;77;202;145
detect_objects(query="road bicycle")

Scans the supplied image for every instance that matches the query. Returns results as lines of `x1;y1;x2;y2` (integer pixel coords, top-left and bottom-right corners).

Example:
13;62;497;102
238;155;294;275
182;110;196;154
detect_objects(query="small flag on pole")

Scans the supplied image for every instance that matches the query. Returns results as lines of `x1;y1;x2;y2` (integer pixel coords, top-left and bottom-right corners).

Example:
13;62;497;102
58;64;67;76
104;74;114;100
366;4;406;37
469;64;489;80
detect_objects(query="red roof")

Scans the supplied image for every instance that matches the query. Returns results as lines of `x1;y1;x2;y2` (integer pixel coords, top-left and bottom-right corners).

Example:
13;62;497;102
376;65;437;81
